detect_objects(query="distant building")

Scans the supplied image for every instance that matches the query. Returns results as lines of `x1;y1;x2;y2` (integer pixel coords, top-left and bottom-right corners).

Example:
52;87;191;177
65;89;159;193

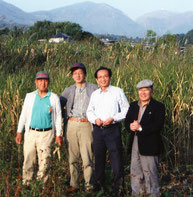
175;47;186;55
38;39;47;42
100;38;117;46
49;33;71;43
130;42;137;47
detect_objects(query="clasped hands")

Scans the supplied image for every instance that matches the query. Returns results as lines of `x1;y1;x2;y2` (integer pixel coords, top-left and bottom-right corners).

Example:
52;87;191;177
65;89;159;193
130;120;141;132
95;117;114;126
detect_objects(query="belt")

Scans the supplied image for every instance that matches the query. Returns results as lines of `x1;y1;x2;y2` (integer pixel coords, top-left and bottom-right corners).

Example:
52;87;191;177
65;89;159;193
93;123;120;129
30;127;52;132
68;117;89;122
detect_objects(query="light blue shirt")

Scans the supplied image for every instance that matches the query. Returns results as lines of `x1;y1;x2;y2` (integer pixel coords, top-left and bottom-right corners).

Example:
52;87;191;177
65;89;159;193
30;91;52;129
86;85;129;124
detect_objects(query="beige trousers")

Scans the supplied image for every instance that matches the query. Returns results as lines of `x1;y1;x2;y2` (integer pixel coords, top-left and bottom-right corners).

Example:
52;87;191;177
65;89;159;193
66;120;93;188
22;129;54;185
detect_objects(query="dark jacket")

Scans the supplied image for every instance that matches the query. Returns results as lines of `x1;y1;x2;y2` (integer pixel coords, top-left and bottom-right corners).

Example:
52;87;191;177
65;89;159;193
60;82;98;122
125;98;165;156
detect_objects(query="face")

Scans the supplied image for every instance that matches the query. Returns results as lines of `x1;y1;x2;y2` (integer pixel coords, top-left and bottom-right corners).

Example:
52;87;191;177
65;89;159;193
138;87;153;103
35;78;49;92
72;68;86;84
96;69;111;89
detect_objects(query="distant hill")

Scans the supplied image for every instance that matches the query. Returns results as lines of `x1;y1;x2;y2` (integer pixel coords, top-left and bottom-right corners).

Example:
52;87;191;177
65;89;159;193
0;0;145;37
0;0;36;26
136;10;193;35
1;0;193;37
32;1;145;37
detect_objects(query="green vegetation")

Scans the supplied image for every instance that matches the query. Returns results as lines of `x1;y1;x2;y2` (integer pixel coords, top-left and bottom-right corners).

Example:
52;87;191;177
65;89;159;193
146;29;157;44
0;20;95;41
0;31;192;196
27;20;93;41
176;29;193;46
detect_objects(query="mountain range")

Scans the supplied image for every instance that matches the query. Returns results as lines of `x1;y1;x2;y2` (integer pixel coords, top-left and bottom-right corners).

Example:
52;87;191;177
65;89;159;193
136;10;193;35
0;0;36;26
0;0;193;37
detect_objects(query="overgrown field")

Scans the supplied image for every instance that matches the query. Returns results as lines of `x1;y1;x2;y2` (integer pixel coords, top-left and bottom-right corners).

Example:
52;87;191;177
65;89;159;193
0;37;192;196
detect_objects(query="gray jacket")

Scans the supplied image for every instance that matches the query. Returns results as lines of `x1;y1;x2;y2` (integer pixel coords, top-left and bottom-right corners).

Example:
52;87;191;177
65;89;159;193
60;82;98;122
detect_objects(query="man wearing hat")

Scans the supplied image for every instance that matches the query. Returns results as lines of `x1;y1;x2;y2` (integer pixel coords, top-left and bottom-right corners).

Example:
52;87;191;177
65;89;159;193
60;63;97;192
15;71;62;185
125;79;165;196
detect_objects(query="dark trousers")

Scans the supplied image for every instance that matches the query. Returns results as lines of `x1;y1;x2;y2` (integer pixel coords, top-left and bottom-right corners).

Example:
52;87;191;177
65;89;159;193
93;124;123;195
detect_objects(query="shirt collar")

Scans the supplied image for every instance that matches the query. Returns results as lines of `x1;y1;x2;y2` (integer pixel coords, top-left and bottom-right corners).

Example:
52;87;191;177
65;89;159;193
75;82;86;88
138;99;151;107
36;90;51;98
76;85;86;90
99;85;111;93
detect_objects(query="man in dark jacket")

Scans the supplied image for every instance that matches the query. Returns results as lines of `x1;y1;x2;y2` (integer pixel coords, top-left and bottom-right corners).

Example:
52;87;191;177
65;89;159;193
125;79;165;197
60;63;98;192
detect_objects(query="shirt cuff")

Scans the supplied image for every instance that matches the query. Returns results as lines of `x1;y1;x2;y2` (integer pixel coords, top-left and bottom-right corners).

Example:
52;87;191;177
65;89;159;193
138;126;142;132
56;131;62;136
112;116;120;123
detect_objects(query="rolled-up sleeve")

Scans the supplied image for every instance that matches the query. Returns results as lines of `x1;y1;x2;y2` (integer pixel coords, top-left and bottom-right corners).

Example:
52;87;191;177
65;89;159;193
17;94;28;133
86;93;98;124
112;89;129;122
54;96;62;136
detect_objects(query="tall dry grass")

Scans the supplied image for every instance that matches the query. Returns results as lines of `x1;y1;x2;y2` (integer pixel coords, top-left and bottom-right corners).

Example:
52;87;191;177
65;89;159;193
0;37;192;196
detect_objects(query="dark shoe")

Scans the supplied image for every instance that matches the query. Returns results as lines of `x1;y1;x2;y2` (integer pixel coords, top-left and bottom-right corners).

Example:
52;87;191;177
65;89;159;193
23;185;31;190
94;183;101;191
94;183;108;195
67;186;79;193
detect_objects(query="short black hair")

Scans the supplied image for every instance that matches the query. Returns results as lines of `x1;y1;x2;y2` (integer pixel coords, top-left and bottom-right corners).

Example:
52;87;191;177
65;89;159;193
71;67;86;75
94;66;112;78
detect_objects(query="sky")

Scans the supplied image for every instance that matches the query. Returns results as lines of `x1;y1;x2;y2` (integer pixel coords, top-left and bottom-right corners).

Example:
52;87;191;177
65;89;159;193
3;0;193;19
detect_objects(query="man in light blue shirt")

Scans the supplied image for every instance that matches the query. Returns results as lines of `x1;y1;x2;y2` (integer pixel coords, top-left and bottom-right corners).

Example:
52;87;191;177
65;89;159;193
87;67;129;197
16;71;62;186
30;91;52;129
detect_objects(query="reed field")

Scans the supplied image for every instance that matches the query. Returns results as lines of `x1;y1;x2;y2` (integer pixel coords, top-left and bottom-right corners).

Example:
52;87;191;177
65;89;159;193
0;36;192;196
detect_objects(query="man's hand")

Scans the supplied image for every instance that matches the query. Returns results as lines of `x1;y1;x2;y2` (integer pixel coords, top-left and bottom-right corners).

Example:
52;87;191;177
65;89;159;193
130;120;141;132
133;120;141;130
103;117;114;126
15;133;22;144
95;118;103;126
55;136;63;146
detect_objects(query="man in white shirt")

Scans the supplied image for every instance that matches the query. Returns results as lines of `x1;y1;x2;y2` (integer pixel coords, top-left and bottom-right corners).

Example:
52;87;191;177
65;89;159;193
86;67;129;197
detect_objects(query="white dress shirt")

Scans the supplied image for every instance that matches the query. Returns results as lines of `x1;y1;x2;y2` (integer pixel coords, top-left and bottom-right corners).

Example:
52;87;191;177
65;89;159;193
86;85;129;124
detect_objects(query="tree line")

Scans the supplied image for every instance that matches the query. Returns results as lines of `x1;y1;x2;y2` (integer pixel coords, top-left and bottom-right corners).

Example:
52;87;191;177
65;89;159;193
0;20;95;41
1;20;193;45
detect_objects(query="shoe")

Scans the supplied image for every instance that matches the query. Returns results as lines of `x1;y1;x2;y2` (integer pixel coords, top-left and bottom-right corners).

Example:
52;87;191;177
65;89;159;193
85;185;94;193
67;186;79;193
94;183;101;191
94;183;107;194
23;185;31;190
22;181;31;190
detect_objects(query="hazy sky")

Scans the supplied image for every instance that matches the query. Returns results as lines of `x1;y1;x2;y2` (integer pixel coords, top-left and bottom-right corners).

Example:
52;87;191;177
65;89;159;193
3;0;193;19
